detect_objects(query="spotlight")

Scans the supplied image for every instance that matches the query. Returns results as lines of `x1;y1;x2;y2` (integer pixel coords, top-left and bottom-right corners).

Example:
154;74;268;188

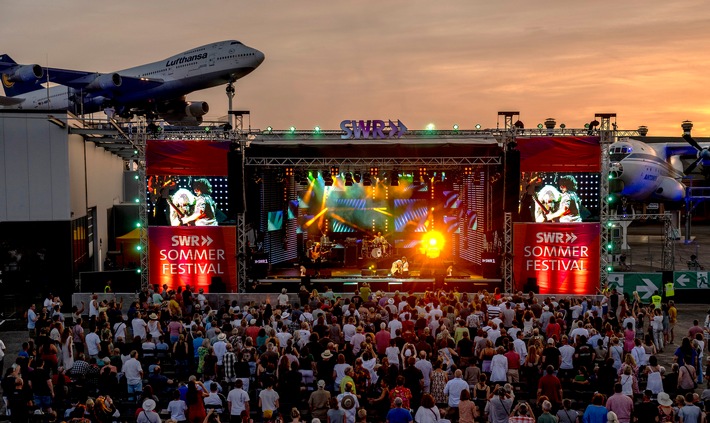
426;123;435;131
314;126;321;134
362;172;372;186
289;126;296;133
265;126;273;133
344;172;353;186
330;166;339;175
353;171;362;184
294;171;303;184
323;170;333;186
475;123;482;130
390;170;399;187
452;124;459;131
369;167;379;178
223;123;232;132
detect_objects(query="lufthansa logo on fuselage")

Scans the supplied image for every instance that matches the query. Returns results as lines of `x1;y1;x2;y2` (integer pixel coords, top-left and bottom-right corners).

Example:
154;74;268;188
2;73;14;88
165;53;208;67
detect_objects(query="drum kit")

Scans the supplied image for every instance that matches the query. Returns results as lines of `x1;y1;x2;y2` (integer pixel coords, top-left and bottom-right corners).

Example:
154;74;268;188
361;238;391;259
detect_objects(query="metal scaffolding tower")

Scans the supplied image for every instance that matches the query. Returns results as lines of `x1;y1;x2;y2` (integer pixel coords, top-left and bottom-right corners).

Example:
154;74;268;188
597;113;616;285
503;212;513;293
136;119;149;289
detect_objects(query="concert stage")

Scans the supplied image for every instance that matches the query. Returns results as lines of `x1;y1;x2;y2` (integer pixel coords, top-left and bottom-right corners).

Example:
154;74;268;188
248;260;502;294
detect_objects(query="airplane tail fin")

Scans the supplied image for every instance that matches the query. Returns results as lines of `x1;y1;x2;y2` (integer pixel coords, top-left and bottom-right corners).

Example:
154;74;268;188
0;54;45;97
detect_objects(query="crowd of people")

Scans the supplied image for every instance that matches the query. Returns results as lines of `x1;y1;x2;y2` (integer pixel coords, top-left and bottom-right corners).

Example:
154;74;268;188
3;284;710;423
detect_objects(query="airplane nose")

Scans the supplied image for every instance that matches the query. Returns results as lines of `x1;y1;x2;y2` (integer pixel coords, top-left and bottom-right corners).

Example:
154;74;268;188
253;49;265;66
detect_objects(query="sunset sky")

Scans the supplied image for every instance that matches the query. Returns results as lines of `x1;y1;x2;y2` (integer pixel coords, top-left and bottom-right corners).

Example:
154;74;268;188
4;0;710;136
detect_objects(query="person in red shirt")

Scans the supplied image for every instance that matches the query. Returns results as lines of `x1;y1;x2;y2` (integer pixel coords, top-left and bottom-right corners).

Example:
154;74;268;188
537;365;563;409
375;323;391;357
545;316;561;341
389;375;413;410
245;319;260;343
504;346;521;383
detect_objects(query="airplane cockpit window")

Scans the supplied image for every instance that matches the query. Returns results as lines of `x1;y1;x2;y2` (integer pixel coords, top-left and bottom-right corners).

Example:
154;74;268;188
609;145;632;162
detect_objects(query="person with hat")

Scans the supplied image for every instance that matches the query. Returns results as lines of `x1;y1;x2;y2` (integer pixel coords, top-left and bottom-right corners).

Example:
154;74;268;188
657;392;675;423
137;399;161;423
336;382;359;423
213;332;228;375
308;380;331;422
317;349;336;391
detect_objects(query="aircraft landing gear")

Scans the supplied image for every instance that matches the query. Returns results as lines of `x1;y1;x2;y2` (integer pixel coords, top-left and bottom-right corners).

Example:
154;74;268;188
226;82;235;130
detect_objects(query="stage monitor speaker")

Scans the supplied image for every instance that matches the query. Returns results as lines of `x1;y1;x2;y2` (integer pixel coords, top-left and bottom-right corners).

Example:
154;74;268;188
210;276;227;293
524;277;539;294
227;149;244;217
345;245;357;266
251;253;269;279
376;269;389;277
503;149;521;213
481;252;500;278
361;269;374;277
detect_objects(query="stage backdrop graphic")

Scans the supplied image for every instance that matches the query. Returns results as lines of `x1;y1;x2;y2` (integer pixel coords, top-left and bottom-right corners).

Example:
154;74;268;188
513;222;600;295
146;140;230;176
149;226;237;292
517;136;600;172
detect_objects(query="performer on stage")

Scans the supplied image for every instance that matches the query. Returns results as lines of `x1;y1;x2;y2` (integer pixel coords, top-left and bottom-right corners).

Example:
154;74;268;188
184;178;218;226
390;259;403;278
169;188;196;226
374;231;388;255
401;256;409;277
546;175;582;222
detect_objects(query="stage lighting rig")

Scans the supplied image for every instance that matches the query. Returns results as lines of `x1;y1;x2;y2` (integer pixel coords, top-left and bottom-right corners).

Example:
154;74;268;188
362;172;372;186
323;170;333;186
344;172;354;186
390;170;399;187
353;171;362;184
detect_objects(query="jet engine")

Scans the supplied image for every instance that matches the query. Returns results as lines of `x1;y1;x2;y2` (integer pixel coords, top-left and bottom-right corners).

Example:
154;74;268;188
159;100;209;125
652;176;686;202
185;101;209;118
6;64;43;82
85;73;122;91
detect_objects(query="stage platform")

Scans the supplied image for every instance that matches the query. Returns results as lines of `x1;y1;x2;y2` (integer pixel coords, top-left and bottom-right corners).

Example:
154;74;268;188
250;262;502;294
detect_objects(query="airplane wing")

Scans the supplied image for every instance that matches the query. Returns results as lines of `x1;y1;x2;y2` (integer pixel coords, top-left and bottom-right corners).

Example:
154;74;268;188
0;95;25;106
45;67;164;95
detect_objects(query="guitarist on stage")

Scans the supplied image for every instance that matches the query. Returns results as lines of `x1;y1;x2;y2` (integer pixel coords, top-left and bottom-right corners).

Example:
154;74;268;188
148;175;178;225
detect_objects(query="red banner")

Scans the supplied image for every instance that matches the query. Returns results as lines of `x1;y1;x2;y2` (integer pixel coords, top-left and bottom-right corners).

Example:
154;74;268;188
513;223;600;295
517;136;600;172
149;226;237;293
146;140;230;176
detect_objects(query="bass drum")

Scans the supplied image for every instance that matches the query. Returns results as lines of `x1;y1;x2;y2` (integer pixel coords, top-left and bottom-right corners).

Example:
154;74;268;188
371;248;382;258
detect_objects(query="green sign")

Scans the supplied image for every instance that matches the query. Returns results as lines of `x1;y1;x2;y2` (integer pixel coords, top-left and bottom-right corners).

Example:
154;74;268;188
607;273;663;301
672;271;710;289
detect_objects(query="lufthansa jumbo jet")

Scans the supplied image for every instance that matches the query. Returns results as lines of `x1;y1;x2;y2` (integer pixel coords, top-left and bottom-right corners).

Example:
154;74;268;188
0;40;264;124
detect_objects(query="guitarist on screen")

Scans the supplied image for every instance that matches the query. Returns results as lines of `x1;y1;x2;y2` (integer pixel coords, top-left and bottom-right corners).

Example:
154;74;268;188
169;188;195;226
183;178;218;226
545;175;582;222
534;185;561;222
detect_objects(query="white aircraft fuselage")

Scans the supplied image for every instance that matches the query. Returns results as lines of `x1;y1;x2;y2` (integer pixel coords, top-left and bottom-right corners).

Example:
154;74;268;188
1;40;264;122
609;138;687;202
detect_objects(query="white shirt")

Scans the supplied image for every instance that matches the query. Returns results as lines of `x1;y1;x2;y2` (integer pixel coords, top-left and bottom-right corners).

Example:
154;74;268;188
114;322;128;342
443;377;469;407
388;319;403;338
213;340;227;365
277;294;289;307
343;324;357;342
227;388;249;416
167;400;187;421
132;318;148;340
490;354;508;383
85;332;101;356
513;338;528;365
559;344;576;369
123;357;143;384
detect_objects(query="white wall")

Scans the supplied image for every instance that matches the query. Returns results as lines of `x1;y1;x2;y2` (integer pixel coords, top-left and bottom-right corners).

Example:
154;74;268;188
68;134;125;260
0;111;125;264
0;112;71;221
